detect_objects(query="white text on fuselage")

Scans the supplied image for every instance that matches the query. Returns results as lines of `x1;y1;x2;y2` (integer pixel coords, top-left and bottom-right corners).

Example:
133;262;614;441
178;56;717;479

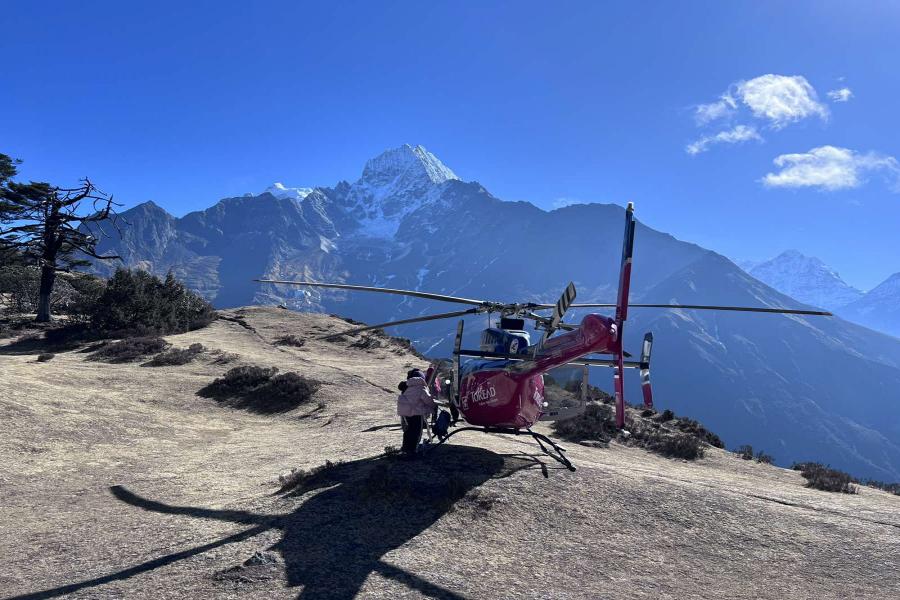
463;382;500;409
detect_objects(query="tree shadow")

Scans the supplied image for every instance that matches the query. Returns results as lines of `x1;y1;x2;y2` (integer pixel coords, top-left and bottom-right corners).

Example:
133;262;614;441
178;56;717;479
0;325;93;356
7;445;543;600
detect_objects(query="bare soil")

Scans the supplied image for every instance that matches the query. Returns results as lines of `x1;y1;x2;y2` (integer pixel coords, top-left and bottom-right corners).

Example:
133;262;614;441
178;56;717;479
1;307;898;599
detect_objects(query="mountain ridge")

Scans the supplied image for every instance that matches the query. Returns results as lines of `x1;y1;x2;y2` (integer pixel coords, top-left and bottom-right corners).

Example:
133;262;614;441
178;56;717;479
86;144;900;479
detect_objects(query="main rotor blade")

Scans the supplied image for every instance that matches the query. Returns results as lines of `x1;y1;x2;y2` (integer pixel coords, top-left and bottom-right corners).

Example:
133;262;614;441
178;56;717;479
323;308;482;338
255;280;490;307
535;303;831;316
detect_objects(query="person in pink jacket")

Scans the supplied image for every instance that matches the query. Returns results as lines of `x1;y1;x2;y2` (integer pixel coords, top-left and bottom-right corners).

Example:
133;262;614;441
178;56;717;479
397;369;436;457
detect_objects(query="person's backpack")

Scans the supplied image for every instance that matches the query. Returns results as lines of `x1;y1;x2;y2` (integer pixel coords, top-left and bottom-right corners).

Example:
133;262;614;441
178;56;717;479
433;410;452;439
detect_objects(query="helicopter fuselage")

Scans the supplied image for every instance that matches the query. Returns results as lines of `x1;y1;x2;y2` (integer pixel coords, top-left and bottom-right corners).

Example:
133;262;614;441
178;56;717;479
458;313;618;428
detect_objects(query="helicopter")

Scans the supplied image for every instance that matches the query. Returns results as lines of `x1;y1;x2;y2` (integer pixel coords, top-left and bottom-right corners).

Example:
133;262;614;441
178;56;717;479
257;203;830;470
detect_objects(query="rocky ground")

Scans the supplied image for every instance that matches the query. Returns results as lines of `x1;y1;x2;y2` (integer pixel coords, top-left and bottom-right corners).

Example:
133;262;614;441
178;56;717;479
0;307;898;599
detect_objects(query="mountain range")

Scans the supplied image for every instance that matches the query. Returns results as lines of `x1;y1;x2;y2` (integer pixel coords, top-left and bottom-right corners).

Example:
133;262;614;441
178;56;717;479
746;250;900;338
87;144;900;480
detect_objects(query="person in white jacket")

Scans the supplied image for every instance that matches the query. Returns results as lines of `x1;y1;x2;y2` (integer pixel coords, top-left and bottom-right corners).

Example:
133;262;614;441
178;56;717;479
397;369;436;457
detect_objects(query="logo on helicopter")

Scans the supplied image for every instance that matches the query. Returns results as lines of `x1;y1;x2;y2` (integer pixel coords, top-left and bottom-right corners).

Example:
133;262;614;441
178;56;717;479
465;382;498;407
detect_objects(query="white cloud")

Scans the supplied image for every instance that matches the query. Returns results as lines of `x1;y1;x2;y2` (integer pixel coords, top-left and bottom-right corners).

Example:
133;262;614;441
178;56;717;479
827;87;853;102
762;145;899;191
692;74;829;130
694;94;737;125
735;74;829;128
686;125;762;155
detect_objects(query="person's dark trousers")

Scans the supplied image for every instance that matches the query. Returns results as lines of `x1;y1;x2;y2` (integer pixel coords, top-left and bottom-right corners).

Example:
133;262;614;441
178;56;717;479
401;415;423;454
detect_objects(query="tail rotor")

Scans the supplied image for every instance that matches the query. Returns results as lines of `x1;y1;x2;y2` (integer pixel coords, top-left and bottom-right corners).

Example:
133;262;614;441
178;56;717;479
639;332;653;409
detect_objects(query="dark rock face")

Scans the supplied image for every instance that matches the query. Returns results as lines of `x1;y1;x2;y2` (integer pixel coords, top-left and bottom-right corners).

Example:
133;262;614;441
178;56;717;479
87;144;900;480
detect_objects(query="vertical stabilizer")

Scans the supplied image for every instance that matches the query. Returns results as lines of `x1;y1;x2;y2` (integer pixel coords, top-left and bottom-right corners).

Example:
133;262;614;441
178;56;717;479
614;202;636;428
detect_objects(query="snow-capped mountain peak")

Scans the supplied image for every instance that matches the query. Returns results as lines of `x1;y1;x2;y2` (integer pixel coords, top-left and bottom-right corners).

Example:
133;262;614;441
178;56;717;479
264;182;314;201
361;144;458;187
749;249;863;311
346;144;460;238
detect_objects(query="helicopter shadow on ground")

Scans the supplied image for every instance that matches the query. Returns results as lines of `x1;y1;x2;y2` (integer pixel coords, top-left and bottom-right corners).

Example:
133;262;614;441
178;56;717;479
6;445;548;600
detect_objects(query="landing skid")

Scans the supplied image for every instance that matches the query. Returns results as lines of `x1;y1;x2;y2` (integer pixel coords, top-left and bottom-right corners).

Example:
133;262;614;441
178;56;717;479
427;426;576;471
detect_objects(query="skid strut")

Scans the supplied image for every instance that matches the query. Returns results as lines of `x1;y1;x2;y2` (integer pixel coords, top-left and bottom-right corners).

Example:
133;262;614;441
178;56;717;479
427;426;576;471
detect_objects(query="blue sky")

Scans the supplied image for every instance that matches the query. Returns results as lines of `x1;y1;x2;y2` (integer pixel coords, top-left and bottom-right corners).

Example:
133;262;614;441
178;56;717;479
2;1;899;289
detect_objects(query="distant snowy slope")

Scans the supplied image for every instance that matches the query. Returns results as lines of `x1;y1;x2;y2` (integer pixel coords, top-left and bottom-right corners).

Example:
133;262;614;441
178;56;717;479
749;250;863;312
841;272;900;338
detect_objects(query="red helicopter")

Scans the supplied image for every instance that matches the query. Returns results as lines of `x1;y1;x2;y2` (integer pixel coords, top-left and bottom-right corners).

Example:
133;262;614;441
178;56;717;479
258;203;829;469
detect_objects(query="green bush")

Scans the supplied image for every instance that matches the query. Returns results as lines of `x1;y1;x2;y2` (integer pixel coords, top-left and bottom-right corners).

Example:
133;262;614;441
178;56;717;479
89;269;216;336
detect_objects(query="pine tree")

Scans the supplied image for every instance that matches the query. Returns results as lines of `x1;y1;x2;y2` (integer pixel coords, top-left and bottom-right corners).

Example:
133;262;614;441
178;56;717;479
0;152;122;321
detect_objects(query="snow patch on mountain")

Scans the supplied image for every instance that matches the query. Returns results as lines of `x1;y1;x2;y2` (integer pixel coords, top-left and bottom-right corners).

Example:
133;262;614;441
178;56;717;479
265;182;314;200
749;250;863;311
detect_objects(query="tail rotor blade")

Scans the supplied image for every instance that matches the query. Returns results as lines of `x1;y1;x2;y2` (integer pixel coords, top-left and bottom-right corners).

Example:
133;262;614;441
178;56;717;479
542;281;577;342
639;332;653;408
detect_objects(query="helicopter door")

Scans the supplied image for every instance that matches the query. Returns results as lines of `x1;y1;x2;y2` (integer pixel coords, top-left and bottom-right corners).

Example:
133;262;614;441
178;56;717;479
538;364;588;421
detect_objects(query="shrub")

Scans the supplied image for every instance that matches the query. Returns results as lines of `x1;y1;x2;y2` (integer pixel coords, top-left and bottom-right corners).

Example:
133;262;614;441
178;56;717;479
863;480;900;495
198;365;321;413
735;445;755;460
795;462;858;494
755;450;775;464
89;336;168;363
657;409;675;422
274;334;305;348
350;335;383;350
144;343;204;367
278;460;341;493
671;417;724;448
551;402;618;442
89;269;216;336
644;431;705;460
36;352;55;362
201;365;278;397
